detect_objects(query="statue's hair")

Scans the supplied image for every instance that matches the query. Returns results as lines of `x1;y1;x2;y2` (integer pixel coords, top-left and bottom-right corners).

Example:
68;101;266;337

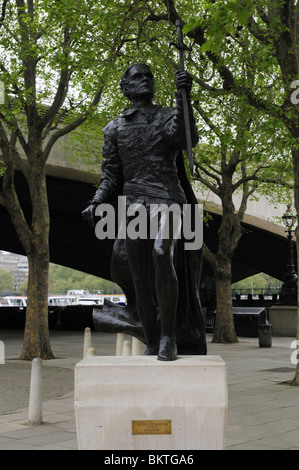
120;63;155;99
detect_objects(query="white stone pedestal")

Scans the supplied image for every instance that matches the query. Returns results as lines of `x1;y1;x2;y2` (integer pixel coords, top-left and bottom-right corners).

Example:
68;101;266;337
75;355;227;450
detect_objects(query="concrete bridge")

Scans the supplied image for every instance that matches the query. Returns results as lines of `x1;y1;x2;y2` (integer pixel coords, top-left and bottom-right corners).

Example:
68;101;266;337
0;134;295;284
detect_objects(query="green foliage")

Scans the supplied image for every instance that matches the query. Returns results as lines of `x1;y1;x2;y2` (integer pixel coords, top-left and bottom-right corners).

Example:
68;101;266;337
0;0;296;292
0;269;14;294
112;0;294;216
232;272;282;292
184;0;253;53
17;276;29;295
0;0;148;166
48;264;123;295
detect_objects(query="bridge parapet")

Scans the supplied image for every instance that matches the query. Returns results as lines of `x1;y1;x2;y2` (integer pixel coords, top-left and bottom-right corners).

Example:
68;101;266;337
195;188;292;238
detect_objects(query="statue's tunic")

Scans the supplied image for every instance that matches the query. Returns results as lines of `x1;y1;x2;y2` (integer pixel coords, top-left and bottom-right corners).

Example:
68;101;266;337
91;103;197;207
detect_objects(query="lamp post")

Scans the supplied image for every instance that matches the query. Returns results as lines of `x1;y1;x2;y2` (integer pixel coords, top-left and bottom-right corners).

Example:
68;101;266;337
280;206;298;305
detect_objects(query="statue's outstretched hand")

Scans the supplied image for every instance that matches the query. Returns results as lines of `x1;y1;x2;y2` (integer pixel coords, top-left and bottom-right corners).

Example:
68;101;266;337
176;71;193;94
82;203;97;228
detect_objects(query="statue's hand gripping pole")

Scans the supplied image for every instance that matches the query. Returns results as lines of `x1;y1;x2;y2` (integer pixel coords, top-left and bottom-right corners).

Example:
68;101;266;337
170;19;194;176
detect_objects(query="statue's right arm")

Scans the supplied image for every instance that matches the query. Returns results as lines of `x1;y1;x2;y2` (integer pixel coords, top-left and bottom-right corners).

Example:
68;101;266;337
91;121;122;204
82;121;122;227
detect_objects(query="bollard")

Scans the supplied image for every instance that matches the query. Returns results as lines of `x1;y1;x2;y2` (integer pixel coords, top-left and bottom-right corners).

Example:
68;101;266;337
259;323;272;348
83;327;91;358
87;347;96;357
122;340;132;356
132;336;141;356
0;340;4;364
28;358;43;425
116;333;124;356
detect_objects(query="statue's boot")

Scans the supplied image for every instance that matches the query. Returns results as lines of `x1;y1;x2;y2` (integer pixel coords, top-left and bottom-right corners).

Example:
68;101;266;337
157;336;177;361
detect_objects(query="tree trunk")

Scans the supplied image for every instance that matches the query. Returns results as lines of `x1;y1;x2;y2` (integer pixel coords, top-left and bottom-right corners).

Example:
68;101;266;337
19;163;54;360
20;252;53;360
212;260;238;343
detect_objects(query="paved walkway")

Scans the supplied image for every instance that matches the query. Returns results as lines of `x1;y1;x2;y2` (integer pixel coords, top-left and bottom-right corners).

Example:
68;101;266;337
0;329;299;450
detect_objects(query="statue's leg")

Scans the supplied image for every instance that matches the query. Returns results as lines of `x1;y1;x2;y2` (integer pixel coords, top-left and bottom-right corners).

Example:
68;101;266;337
110;236;138;322
153;209;181;360
125;236;159;354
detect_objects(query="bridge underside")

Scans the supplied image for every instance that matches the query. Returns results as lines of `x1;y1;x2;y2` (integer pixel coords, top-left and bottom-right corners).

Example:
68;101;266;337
0;172;294;284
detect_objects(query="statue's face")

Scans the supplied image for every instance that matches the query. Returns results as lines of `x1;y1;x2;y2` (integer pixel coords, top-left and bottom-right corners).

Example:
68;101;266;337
125;64;155;101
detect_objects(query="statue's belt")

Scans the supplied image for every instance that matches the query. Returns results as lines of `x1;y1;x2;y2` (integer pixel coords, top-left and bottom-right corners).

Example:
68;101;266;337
123;182;186;203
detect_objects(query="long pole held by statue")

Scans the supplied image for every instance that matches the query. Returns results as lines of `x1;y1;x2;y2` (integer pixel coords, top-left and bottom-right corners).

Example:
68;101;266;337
170;19;194;176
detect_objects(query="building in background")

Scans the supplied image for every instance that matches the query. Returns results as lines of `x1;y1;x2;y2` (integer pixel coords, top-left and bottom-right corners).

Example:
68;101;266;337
0;251;29;293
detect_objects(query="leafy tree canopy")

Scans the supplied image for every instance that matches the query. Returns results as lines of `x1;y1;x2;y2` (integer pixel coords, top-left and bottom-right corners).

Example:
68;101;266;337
0;268;14;294
48;264;123;295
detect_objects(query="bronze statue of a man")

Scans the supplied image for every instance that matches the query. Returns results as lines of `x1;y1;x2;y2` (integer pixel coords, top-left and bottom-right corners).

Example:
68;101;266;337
82;63;207;360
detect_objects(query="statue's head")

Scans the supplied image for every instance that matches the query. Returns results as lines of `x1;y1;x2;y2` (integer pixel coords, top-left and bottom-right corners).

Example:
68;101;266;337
120;63;155;102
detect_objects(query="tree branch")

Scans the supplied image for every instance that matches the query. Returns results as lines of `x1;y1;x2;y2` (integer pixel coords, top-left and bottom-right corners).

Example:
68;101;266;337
42;105;71;140
193;101;223;141
247;15;274;45
194;164;221;196
232;165;271;192
250;175;293;188
0;109;29;156
39;68;70;131
232;157;251;233
202;242;217;268
0;0;9;30
289;0;299;71
0;120;32;249
39;28;72;131
207;164;222;176
0;191;7;209
197;164;221;185
41;87;104;164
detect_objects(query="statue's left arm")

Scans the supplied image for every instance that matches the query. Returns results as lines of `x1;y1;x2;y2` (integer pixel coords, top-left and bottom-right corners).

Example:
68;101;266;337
164;71;198;149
